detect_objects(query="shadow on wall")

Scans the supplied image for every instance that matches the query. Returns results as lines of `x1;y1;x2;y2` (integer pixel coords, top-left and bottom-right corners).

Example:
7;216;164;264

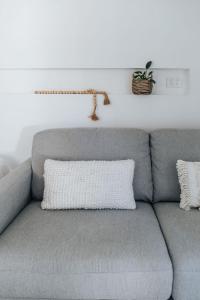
0;156;13;178
4;121;107;168
0;126;46;169
15;125;57;163
1;125;61;169
15;123;86;164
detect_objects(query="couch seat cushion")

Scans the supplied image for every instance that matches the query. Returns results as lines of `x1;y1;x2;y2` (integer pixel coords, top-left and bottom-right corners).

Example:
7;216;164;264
0;201;172;300
155;202;200;300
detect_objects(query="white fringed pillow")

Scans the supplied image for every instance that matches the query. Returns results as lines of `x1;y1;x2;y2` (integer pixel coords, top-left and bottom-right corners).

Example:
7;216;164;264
176;160;200;211
41;159;136;210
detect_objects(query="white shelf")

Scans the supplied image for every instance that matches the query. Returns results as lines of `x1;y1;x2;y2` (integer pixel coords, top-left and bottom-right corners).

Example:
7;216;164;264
0;68;190;96
0;93;189;97
0;67;190;71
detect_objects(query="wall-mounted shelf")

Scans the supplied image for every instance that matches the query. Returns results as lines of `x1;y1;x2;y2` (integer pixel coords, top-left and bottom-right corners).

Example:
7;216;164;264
0;66;190;70
0;67;189;96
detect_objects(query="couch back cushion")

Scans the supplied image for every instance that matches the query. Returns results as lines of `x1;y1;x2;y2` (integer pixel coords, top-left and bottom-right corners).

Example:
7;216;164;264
32;128;152;201
151;129;200;202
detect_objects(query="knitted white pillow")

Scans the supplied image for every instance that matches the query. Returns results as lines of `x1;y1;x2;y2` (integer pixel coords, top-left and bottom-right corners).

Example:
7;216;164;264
41;159;136;210
176;160;200;211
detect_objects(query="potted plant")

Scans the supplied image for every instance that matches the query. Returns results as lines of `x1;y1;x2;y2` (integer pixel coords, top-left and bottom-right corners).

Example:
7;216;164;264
132;61;156;95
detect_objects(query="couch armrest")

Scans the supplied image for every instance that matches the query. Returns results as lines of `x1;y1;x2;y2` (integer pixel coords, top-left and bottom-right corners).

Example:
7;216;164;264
0;159;32;234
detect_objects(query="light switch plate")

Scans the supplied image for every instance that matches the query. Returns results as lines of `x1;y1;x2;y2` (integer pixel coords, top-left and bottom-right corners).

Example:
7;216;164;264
166;77;183;89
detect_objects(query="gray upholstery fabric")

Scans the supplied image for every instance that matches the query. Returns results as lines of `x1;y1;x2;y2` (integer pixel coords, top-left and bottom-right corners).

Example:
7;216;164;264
155;202;200;300
32;128;153;202
0;298;174;300
0;201;172;300
0;159;31;234
151;129;200;202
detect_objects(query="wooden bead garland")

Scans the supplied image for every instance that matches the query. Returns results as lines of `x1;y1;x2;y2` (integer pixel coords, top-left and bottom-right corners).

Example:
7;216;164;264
34;89;110;121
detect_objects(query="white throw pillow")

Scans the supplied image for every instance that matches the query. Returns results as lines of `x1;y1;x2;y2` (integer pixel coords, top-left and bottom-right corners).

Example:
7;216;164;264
41;159;136;210
176;160;200;211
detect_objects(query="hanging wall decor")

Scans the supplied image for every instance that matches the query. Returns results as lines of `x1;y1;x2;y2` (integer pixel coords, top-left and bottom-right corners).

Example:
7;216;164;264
34;89;110;121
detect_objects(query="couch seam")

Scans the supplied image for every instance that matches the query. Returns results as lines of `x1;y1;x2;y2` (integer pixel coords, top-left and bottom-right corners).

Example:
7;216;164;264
0;269;172;275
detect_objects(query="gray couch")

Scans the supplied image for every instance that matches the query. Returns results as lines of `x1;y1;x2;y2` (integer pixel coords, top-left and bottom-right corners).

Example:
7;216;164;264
0;128;199;300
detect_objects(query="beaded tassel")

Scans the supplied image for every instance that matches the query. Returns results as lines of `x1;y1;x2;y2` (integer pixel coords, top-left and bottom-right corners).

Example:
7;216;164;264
35;89;110;121
89;92;99;121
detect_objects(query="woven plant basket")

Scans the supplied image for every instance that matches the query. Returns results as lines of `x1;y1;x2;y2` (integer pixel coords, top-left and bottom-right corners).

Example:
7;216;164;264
132;79;153;95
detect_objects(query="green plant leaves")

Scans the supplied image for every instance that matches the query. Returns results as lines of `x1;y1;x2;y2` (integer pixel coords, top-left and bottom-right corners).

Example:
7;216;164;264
134;71;142;74
146;61;152;69
150;79;156;84
133;60;155;84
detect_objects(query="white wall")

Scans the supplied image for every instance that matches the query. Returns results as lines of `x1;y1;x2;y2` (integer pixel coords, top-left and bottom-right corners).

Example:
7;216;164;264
0;0;200;165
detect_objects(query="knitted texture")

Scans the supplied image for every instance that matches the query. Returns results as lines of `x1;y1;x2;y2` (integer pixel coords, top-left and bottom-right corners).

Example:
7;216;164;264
176;160;200;211
42;159;136;210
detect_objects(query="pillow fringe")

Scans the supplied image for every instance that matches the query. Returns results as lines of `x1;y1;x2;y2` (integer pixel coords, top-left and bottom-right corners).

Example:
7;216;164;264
176;160;191;211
